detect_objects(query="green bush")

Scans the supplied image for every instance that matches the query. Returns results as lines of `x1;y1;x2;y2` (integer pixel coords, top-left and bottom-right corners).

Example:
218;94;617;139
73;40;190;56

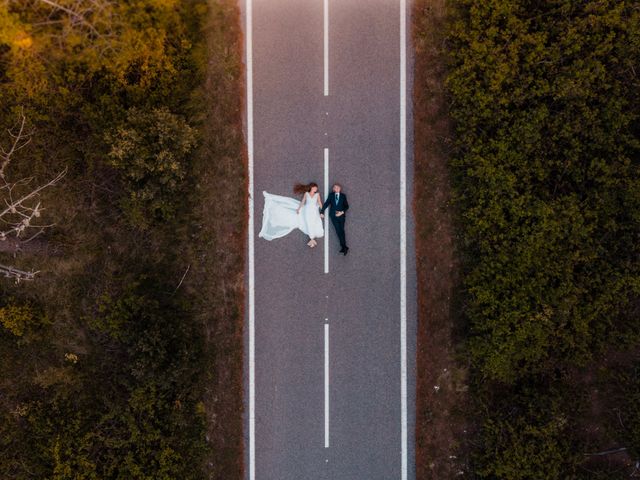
442;0;640;476
106;107;198;226
476;410;577;479
470;382;583;478
7;276;208;480
0;304;35;337
0;0;212;478
447;0;640;384
0;300;49;339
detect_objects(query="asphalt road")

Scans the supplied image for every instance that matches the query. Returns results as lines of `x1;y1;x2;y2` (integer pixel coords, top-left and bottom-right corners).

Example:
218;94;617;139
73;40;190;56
243;1;416;478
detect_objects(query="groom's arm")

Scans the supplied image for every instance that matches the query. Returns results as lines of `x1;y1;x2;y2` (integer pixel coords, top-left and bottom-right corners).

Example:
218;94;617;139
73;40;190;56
320;196;331;214
342;195;349;212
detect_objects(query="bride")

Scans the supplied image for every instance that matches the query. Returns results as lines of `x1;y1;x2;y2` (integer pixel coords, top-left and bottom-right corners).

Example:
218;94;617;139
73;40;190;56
259;182;324;247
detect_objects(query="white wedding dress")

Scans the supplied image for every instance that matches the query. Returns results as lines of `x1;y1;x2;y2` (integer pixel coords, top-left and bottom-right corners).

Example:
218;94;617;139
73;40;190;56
259;191;324;241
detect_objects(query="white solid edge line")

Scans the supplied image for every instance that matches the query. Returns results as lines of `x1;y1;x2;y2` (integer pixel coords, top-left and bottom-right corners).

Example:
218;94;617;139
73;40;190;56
246;1;255;480
399;0;408;479
323;0;329;96
324;322;330;448
324;148;329;274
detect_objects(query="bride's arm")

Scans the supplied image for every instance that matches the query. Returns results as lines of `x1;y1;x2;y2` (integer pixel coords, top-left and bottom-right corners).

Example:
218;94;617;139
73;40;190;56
297;194;306;214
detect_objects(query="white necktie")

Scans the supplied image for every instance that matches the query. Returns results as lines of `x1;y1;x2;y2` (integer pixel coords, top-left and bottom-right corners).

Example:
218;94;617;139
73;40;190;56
335;193;339;204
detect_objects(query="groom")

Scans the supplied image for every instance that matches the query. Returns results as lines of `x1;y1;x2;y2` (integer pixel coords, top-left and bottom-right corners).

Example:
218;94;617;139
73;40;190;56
320;183;349;255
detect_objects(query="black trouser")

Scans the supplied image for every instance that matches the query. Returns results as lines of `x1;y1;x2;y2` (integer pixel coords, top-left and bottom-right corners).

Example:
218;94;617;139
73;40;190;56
331;215;347;250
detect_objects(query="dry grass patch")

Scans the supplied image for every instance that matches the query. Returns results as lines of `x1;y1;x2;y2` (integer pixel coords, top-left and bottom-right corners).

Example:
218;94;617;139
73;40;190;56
183;1;246;478
413;0;472;477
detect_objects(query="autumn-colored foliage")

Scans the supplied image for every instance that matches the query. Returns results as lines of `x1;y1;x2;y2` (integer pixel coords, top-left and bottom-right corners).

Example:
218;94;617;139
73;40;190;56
0;1;235;478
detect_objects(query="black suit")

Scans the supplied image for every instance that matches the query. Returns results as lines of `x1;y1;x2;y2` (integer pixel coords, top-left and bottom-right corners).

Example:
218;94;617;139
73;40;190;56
321;192;349;251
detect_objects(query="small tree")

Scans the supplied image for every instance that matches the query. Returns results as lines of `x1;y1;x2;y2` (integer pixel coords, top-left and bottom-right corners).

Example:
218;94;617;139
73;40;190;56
0;110;66;281
106;107;197;226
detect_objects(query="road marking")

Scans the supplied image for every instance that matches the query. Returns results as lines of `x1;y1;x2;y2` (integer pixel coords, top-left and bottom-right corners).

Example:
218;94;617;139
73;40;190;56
399;0;408;479
324;148;329;274
324;321;330;448
248;0;407;477
323;0;329;96
246;1;255;480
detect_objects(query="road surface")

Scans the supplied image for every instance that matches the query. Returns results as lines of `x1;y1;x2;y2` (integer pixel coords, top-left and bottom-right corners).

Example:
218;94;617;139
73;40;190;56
243;1;416;478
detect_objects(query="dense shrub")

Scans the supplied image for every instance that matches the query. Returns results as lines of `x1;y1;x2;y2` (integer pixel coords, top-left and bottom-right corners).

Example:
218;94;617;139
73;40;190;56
466;380;584;478
448;0;640;384
478;418;570;479
0;1;212;478
444;0;640;476
106;107;198;225
38;277;207;480
0;303;36;337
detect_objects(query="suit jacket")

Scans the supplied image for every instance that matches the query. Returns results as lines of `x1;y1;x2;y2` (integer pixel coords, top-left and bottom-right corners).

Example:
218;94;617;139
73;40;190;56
321;192;349;219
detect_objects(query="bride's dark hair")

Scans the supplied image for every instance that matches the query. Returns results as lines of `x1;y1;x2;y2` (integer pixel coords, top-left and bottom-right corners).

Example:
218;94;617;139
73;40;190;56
293;182;318;195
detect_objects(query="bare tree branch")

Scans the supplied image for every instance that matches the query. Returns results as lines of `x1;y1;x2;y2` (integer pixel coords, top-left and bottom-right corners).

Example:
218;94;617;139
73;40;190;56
0;169;66;221
583;447;627;456
172;264;190;294
0;263;37;282
0;109;31;180
35;0;103;37
0;111;66;281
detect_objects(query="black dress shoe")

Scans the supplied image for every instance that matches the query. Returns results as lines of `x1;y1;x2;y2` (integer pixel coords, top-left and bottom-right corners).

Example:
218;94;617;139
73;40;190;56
339;248;345;253
343;247;349;256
